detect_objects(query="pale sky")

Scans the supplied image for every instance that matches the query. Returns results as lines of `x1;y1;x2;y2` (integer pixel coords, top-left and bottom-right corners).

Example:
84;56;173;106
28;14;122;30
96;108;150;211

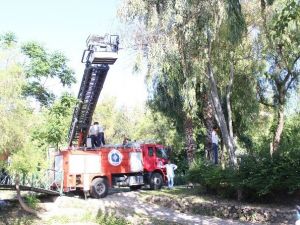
0;0;147;107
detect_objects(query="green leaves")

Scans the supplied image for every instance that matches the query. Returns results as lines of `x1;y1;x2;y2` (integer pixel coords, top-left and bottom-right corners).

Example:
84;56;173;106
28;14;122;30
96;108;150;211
92;97;182;150
225;0;247;45
22;81;55;106
0;66;29;153
0;32;17;48
50;52;76;86
148;54;186;132
0;33;75;172
187;150;300;200
271;0;300;39
21;42;76;107
21;42;47;59
32;93;77;149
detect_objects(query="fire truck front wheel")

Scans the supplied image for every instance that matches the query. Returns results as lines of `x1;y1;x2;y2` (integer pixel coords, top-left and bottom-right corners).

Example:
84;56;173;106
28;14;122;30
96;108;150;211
150;172;163;190
90;177;108;198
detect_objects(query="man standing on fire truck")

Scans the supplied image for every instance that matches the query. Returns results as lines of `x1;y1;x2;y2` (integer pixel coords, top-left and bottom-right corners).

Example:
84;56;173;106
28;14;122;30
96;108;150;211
97;122;105;146
89;122;105;147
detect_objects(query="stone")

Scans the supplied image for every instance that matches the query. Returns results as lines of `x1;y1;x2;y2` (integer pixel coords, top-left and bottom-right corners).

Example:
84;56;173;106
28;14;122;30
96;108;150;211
240;216;247;221
232;213;239;219
254;213;265;222
271;212;277;217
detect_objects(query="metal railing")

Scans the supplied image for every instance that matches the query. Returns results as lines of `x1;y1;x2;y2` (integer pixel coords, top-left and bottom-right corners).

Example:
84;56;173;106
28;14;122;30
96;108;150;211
0;172;12;185
0;168;63;195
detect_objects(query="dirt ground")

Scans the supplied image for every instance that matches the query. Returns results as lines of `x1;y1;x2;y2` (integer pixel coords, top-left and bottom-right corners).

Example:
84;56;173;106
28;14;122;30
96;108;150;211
0;188;259;225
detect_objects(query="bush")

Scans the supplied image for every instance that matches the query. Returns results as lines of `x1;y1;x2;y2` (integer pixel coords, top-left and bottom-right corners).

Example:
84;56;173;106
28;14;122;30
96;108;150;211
238;150;300;199
187;150;300;202
174;174;188;185
187;160;236;197
24;194;40;209
96;213;129;225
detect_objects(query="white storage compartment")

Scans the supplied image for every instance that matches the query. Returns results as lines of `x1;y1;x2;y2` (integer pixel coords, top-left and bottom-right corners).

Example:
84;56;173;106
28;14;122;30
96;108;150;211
90;51;118;65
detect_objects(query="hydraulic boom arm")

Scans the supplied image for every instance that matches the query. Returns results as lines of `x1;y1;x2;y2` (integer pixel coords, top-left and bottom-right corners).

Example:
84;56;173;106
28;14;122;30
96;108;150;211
68;34;119;147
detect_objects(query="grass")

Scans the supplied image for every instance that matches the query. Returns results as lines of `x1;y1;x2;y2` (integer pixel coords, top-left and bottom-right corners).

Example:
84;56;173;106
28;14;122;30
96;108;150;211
139;186;240;205
140;186;206;200
0;216;36;225
96;212;130;225
0;201;37;225
24;194;40;209
45;211;130;225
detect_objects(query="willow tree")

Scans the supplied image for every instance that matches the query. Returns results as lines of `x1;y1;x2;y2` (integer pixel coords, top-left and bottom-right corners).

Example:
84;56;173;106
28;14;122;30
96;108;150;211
147;53;188;148
119;0;198;165
119;0;249;166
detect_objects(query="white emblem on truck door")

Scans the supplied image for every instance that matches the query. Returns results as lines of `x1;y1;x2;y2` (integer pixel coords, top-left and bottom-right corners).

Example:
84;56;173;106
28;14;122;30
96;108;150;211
108;149;123;166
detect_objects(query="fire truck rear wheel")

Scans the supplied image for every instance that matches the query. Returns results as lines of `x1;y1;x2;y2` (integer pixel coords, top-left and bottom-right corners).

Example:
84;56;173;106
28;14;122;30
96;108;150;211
90;177;108;198
150;173;163;190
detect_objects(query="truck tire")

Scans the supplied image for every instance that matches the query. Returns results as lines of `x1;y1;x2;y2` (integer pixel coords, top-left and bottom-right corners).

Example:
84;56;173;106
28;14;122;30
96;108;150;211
150;173;163;190
90;177;108;198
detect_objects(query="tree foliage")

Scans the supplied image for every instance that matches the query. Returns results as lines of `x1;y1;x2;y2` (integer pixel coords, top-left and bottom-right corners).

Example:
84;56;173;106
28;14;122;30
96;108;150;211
0;66;33;157
32;93;77;150
93;97;182;148
148;54;186;133
119;0;300;199
0;32;76;174
21;42;76;107
0;32;17;48
256;0;300;153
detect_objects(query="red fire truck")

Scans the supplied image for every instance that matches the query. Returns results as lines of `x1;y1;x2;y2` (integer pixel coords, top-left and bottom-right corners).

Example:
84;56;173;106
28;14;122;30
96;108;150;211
53;35;168;198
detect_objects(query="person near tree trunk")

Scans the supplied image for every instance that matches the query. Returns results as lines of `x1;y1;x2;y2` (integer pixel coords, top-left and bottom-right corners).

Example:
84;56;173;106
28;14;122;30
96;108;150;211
211;126;219;164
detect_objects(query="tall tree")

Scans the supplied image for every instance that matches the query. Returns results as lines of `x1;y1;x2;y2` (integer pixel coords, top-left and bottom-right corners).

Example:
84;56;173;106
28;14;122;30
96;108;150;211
0;33;35;161
258;0;300;154
119;0;249;166
119;0;198;165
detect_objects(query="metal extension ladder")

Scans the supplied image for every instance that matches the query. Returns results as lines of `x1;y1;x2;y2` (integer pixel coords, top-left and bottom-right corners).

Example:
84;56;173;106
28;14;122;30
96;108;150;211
68;34;119;147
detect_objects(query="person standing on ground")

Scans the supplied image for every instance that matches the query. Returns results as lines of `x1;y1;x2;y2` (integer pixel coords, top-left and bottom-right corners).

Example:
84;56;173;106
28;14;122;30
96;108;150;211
162;160;177;189
211;126;219;164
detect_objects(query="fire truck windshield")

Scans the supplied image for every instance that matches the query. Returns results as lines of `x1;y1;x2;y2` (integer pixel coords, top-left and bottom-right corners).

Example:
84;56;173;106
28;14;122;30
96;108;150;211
156;148;169;159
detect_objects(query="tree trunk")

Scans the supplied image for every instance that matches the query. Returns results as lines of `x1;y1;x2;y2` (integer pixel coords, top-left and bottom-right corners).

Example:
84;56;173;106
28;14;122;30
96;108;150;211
226;62;234;140
15;174;38;215
208;63;237;167
206;29;237;167
202;89;215;161
184;117;196;166
271;104;285;155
